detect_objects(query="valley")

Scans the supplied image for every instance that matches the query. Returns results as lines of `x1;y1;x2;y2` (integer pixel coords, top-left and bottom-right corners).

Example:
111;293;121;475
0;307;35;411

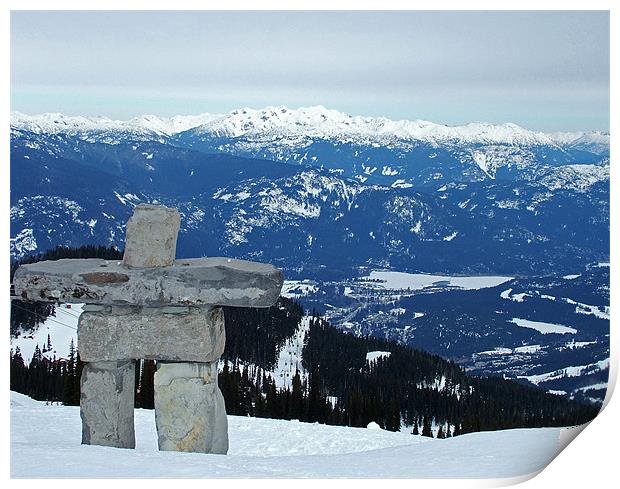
281;264;610;404
9;106;610;409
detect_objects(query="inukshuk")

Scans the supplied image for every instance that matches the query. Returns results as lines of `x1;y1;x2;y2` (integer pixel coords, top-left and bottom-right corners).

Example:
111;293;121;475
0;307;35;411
13;204;284;454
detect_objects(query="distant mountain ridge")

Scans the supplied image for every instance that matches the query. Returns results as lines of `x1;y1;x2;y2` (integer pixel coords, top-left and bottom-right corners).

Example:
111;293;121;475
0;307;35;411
11;105;609;148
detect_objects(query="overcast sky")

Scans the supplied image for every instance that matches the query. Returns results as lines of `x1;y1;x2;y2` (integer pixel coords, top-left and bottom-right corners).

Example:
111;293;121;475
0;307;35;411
11;10;609;131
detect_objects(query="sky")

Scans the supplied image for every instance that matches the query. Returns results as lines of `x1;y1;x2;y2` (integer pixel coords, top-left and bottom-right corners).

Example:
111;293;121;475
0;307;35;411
10;10;609;131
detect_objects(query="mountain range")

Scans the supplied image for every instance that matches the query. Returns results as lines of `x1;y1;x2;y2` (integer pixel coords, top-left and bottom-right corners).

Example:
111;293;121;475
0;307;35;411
10;106;609;277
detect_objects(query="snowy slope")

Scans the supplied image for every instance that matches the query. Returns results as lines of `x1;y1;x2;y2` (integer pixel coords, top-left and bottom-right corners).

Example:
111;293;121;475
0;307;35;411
272;316;311;389
11;304;81;361
11;392;569;479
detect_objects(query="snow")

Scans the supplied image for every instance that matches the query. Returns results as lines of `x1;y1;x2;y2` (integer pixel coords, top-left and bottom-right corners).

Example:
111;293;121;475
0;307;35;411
281;280;319;299
514;345;542;354
472;151;495;178
500;288;513;299
476;348;513;356
574;383;608;393
519;359;609;386
272;316;311;389
511;293;529;303
10;111;222;138
563;274;581;280
562;298;610;320
391;179;413;189
11;304;82;361
549;130;609;154
10;227;38;257
500;289;530;302
564;340;597;350
382;166;399;176
10;392;570;479
363;271;513;291
475;345;542;357
537;164;609;192
13;105;606;150
366;351;392;363
509;318;577;335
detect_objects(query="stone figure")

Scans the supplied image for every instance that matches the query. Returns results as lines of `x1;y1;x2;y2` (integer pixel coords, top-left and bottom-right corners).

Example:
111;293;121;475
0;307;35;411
13;204;284;454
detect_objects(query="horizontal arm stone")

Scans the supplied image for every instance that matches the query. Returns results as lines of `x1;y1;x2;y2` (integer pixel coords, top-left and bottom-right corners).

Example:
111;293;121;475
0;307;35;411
13;257;283;308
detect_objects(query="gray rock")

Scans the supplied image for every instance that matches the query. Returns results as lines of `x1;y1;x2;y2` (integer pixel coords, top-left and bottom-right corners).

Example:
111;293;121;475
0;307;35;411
123;204;180;268
154;362;228;454
80;360;135;449
82;304;109;312
13;256;283;308
78;306;225;362
212;386;229;454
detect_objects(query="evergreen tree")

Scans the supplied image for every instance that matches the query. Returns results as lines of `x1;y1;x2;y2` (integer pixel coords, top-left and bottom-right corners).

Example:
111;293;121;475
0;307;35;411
385;397;401;432
422;416;433;438
411;418;419;435
139;360;156;409
63;339;79;406
290;369;304;421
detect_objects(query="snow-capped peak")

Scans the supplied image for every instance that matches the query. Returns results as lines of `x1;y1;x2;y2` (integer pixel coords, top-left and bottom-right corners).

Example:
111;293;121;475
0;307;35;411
10;111;222;137
127;113;223;135
188;105;560;146
10;106;607;149
548;130;610;155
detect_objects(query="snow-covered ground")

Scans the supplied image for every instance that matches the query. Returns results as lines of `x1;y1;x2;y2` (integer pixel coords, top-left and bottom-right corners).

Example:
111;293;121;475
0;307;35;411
272;316;311;389
366;351;392;363
11;392;569;479
281;280;319;298
11;304;81;361
518;358;610;386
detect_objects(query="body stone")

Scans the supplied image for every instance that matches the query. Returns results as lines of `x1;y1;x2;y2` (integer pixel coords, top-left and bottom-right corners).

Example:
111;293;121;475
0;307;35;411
78;306;225;363
80;360;136;449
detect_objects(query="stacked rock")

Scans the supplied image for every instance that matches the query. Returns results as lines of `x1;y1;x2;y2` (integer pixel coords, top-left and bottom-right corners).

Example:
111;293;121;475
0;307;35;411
13;204;284;454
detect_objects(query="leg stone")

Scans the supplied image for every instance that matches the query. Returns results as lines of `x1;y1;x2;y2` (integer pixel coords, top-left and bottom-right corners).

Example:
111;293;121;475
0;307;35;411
154;362;229;454
80;360;136;449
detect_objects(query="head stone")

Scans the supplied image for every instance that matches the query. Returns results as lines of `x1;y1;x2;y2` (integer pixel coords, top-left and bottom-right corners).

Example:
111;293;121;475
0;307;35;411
122;204;181;268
